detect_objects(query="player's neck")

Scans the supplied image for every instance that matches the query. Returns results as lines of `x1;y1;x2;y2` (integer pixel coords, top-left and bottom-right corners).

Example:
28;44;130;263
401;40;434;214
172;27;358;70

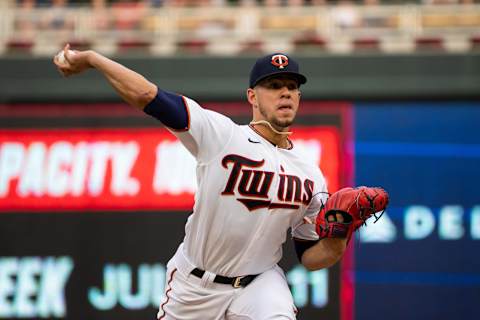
250;123;291;149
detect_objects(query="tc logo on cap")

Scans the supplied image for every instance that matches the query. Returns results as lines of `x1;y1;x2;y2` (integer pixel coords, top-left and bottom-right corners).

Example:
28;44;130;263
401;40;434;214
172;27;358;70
271;54;289;69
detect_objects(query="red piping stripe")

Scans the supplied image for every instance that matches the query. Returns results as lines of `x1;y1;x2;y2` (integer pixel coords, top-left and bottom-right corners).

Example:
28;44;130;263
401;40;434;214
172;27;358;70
158;268;178;320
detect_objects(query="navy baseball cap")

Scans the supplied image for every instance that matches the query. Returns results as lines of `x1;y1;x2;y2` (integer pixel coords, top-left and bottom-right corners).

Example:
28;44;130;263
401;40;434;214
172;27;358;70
249;53;307;88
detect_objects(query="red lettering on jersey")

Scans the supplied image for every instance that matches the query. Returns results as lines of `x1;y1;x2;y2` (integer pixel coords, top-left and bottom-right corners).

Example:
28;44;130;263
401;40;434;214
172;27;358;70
221;154;314;211
302;179;314;205
221;154;264;195
277;174;309;205
277;175;286;201
238;169;274;199
285;175;303;203
237;198;271;211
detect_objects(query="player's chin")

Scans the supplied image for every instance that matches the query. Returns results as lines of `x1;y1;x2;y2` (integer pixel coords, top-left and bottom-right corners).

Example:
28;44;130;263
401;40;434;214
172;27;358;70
273;117;295;128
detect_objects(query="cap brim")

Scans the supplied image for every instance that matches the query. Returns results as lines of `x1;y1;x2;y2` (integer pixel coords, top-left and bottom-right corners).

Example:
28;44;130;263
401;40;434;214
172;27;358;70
251;71;307;88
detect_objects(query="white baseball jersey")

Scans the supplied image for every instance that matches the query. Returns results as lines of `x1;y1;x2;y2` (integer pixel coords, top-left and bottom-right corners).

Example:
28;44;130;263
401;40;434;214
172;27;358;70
170;97;327;277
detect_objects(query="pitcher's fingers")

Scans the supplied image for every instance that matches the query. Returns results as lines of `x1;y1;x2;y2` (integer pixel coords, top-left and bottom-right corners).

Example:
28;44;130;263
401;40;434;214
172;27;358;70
63;44;73;64
53;55;63;67
59;65;73;77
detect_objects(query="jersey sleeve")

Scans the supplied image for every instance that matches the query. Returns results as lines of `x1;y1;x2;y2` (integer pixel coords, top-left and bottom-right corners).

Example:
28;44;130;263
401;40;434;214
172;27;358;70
291;172;328;241
143;89;234;163
168;96;234;163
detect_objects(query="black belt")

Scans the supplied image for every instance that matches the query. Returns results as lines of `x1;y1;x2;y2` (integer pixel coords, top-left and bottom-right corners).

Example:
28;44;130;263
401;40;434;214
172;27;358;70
191;268;258;288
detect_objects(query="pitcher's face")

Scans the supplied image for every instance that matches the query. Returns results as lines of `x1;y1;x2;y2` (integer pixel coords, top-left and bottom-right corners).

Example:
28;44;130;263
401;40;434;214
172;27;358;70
248;76;301;130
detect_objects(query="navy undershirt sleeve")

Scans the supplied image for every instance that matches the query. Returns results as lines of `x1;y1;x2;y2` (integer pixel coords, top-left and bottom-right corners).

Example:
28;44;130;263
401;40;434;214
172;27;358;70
143;88;188;130
293;238;319;262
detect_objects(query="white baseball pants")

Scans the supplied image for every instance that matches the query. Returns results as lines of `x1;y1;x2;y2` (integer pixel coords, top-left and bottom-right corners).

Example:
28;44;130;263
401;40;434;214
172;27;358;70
157;246;297;320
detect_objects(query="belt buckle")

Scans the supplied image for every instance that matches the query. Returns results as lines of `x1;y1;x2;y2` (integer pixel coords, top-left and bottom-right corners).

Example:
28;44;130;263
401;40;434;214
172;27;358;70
233;276;244;288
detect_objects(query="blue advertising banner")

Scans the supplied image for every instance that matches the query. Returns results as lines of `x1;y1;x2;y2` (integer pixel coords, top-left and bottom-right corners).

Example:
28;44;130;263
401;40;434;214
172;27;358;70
354;102;480;320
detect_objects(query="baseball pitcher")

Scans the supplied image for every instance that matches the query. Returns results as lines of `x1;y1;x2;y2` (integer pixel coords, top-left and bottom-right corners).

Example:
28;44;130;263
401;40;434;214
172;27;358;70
54;46;388;320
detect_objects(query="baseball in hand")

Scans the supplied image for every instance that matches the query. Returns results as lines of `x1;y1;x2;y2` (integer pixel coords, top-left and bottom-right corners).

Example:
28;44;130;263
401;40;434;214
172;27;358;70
56;49;76;64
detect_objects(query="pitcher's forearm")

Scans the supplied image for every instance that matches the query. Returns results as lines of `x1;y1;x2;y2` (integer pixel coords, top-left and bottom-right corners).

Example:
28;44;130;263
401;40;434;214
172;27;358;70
301;238;347;271
88;51;157;110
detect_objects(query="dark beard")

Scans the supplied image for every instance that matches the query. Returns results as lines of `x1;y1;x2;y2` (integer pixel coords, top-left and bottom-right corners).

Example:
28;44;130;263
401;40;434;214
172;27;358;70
270;117;293;129
259;106;294;130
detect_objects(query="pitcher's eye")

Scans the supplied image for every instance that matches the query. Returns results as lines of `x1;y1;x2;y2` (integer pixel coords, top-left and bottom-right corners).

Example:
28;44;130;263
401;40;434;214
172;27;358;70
270;82;283;89
287;83;299;90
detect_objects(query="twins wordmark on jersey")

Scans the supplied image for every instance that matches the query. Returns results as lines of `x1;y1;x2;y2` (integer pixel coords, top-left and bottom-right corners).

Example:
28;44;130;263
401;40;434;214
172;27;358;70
220;154;315;211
